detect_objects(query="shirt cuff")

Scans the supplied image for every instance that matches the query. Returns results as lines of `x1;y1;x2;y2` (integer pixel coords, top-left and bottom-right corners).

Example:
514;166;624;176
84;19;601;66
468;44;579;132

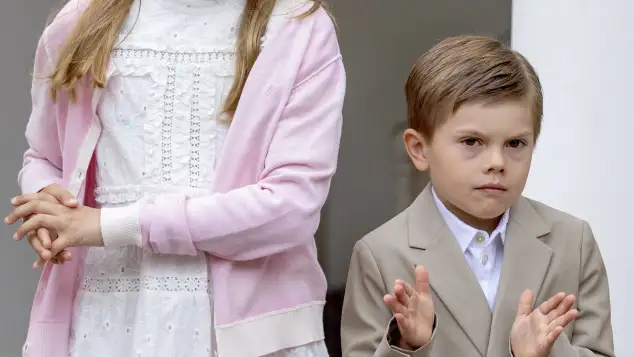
100;202;142;247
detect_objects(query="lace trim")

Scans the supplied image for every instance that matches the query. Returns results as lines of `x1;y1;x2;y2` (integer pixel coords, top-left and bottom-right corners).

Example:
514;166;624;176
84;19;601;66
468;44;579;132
95;185;212;205
162;65;176;184
112;48;235;63
81;276;212;293
190;68;202;188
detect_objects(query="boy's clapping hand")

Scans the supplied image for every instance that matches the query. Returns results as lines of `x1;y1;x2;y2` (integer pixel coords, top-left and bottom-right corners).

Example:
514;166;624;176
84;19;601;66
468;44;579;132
511;290;578;357
383;265;435;350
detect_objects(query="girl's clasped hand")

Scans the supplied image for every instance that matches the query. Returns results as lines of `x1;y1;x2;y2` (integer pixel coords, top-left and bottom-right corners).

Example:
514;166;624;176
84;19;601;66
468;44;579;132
5;183;100;267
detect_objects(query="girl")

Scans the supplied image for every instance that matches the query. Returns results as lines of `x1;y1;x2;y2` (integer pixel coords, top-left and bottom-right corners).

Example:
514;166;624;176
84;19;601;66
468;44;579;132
5;0;344;356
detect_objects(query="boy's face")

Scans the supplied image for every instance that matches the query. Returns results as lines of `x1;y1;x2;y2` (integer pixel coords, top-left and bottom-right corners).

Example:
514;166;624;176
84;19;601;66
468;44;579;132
404;100;535;231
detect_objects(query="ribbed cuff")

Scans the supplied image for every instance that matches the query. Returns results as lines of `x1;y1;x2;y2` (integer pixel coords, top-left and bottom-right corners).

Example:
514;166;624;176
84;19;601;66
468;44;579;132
100;202;142;247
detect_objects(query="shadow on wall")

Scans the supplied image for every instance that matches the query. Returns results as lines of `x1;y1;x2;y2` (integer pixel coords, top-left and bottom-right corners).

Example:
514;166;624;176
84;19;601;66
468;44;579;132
324;289;345;357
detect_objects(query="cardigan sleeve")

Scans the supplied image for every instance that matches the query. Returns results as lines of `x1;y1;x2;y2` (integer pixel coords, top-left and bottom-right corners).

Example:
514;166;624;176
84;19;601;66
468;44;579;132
18;29;65;195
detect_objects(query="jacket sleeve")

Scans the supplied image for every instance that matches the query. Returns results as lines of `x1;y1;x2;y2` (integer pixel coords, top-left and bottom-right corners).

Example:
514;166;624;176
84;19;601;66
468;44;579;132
18;29;65;195
341;240;436;357
100;18;345;260
545;221;615;357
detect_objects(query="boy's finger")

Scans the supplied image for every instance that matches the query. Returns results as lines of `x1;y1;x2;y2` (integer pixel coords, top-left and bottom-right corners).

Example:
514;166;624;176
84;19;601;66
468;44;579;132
394;313;407;330
384;294;407;315
394;283;411;306
548;309;578;332
539;292;565;316
547;294;576;322
396;280;415;296
545;326;564;347
516;289;534;317
414;266;430;295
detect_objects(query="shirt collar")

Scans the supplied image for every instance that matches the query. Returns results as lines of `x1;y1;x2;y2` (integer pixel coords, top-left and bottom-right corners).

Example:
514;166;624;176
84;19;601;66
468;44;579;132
431;187;510;253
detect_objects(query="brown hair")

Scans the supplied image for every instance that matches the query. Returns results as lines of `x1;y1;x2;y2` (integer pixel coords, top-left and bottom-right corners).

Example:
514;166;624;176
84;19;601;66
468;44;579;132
49;0;327;122
404;35;543;140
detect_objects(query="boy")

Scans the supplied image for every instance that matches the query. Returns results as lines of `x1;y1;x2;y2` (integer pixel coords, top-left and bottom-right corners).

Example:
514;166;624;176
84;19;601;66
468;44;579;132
340;36;615;357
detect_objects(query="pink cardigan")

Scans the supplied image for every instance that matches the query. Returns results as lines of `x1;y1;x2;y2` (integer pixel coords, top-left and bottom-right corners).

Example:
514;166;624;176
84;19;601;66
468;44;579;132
18;0;345;356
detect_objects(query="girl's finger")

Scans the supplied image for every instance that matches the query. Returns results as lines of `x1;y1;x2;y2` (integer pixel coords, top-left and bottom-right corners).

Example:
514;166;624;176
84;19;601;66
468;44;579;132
61;250;72;261
11;192;57;206
41;184;78;207
37;228;52;249
15;214;61;241
33;257;47;268
27;234;51;262
6;200;66;225
50;236;72;257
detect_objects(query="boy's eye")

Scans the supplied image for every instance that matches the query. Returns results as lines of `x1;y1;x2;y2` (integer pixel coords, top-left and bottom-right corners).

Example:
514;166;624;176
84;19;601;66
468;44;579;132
508;139;526;148
462;138;480;146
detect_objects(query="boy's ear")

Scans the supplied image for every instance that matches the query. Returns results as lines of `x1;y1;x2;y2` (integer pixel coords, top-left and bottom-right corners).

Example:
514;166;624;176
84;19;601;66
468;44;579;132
403;128;429;171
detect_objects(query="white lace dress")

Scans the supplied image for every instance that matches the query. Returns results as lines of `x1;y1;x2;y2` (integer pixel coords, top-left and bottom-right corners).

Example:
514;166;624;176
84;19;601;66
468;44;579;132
68;0;328;356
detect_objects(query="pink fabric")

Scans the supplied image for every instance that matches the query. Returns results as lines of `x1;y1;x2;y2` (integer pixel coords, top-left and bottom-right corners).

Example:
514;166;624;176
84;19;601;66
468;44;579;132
18;1;344;356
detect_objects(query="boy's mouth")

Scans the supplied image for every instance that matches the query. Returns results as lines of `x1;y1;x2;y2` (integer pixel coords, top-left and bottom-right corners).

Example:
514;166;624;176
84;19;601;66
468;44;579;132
476;184;507;192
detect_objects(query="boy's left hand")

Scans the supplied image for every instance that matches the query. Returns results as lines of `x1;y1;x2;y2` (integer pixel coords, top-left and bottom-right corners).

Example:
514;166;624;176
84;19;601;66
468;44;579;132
6;194;103;264
510;290;578;357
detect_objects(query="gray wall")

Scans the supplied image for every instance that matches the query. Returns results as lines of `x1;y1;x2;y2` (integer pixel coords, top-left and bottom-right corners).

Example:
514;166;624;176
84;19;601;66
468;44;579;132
0;0;510;354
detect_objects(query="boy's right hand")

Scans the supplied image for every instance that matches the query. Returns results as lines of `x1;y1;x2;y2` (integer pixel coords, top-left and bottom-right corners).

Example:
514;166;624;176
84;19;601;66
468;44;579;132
9;184;77;267
383;265;435;350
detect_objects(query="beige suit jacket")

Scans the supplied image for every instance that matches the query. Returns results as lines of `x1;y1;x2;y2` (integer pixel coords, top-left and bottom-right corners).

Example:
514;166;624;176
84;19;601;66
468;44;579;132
341;185;615;357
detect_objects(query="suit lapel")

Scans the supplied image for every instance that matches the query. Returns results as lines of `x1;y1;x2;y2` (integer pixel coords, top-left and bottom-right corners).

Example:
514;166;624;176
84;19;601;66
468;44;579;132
408;185;492;357
487;197;553;356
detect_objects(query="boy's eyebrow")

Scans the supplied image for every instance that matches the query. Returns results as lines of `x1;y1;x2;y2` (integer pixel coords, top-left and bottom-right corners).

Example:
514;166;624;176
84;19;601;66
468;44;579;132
512;131;535;138
454;129;486;137
454;129;534;138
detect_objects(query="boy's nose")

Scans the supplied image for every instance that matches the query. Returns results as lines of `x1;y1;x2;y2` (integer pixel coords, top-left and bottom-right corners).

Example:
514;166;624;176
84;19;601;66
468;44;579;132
487;149;505;172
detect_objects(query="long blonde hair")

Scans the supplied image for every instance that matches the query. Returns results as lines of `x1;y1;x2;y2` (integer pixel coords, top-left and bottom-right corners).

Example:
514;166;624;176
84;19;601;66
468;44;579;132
49;0;327;121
